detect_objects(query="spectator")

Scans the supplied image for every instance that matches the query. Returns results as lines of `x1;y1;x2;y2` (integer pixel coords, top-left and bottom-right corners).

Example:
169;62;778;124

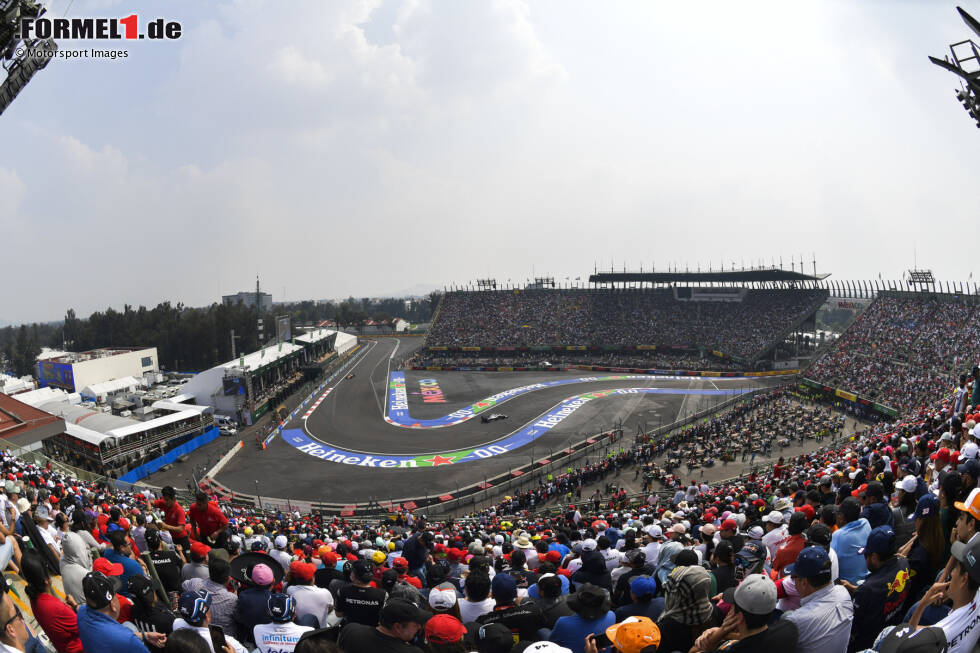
188;492;229;549
183;555;238;637
845;526;910;652
781;546;852;653
252;593;313;653
129;575;176;635
22;548;82;653
459;572;496;624
336;560;386;627
831;498;870;583
337;598;429;653
286;561;333;628
172;589;248;653
691;574;798;651
548;584;615;653
656;564;714;653
76;571;165;652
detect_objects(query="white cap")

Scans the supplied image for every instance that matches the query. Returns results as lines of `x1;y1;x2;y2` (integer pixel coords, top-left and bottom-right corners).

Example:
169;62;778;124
645;525;663;539
747;526;764;540
762;511;783;524
582;538;597;551
275;535;288;549
963;442;979;460
899;475;918;493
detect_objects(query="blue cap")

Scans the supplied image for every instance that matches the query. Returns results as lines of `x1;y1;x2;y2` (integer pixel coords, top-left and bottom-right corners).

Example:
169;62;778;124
178;589;212;625
960;459;980;479
267;593;295;622
859;525;896;556
629;576;657;598
910;493;939;521
490;573;517;600
785;546;831;578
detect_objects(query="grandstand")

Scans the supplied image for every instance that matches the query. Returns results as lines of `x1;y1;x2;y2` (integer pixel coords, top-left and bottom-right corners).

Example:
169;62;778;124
425;269;828;368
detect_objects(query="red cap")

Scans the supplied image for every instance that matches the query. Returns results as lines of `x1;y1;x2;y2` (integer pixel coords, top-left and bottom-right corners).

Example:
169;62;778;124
544;550;563;563
851;483;869;497
289;561;315;583
938;447;951;461
117;518;130;530
795;505;815;520
424;614;466;644
93;557;123;576
393;557;409;568
190;541;211;558
721;519;738;531
320;551;340;566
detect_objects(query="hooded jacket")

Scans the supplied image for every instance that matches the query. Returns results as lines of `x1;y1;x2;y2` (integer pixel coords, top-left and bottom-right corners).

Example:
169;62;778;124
61;531;94;605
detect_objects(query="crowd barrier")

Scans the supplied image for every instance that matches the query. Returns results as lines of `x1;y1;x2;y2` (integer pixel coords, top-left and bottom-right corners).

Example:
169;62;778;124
118;426;220;484
799;377;899;418
409;365;800;378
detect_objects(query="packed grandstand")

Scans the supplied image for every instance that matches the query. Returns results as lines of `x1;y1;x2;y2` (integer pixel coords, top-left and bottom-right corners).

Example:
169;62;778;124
4;288;980;653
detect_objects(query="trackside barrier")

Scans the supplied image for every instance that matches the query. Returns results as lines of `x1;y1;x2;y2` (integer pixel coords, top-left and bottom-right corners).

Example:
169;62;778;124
261;343;365;447
799;377;899;419
206;440;243;479
408;365;800;377
207;378;794;518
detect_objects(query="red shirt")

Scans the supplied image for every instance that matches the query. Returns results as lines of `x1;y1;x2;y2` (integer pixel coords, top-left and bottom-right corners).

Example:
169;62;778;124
187;501;228;539
153;498;188;536
30;593;83;653
772;533;806;576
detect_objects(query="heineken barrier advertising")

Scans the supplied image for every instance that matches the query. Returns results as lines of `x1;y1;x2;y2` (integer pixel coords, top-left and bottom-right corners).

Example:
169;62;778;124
280;373;752;467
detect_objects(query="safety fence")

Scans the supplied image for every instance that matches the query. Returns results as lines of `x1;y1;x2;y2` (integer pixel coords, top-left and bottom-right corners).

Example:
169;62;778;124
409;365;799;378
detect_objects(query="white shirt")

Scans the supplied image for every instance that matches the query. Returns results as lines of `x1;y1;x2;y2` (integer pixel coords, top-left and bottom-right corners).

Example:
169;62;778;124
782;583;853;653
253;621;313;653
286;584;334;626
458;597;495;624
600;548;621;572
171;619;248;653
762;526;788;560
642;541;661;567
936;592;980;653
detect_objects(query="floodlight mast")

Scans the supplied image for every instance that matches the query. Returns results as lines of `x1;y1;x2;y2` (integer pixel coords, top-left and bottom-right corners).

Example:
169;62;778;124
930;6;980;128
0;0;57;116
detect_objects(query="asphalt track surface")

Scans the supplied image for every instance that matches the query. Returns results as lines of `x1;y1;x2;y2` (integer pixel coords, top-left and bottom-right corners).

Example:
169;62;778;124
215;338;789;504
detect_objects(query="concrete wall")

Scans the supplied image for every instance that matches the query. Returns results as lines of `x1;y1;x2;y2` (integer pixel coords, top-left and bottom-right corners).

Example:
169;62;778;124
72;348;159;392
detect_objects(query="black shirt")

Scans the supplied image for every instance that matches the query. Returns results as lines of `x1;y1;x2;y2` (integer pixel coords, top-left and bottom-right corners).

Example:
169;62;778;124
131;603;176;634
713;619;798;651
337;583;387;626
475;602;544;642
337;623;424;653
149;549;183;595
315;566;344;591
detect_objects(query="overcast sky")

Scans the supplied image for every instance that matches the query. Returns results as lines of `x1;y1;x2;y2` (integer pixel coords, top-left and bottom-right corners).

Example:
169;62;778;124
2;0;978;323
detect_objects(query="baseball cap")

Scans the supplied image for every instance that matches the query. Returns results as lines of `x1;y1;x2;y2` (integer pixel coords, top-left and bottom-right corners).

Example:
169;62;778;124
746;525;764;540
379;598;431;627
910;494;939;521
859;525;896;556
289;561;315;583
372;550;387;564
190;541;211;559
956;488;980;520
581;538;597;551
428;582;458;611
274;535;288;549
351;560;373;582
604;616;661;653
721;518;738;531
952;537;980;584
251;563;275;586
424;614;466;645
961;459;980;480
898;475;918;493
721;574;777;615
963;442;980;460
785;546;832;579
762;511;783;524
82;571;120;609
92;557;124;577
178;589;212;625
491;572;517;600
475;622;515;653
629;576;657;599
805;523;833;548
267;593;296;622
644;525;663;539
877;624;949;653
128;575;157;603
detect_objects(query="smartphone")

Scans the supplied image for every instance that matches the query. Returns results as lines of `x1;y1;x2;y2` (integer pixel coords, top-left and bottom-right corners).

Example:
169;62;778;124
209;625;227;652
592;632;612;648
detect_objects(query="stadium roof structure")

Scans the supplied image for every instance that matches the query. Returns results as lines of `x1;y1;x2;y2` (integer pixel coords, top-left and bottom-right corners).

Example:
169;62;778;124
0;393;66;448
589;268;830;285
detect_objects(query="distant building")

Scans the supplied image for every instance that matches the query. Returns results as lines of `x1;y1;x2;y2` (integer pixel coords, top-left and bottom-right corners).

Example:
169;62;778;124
36;347;159;393
222;291;273;311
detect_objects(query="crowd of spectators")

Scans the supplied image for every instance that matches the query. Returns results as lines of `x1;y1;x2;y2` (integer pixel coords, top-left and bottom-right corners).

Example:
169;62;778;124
426;289;826;360
808;296;980;412
5;292;980;653
405;352;741;372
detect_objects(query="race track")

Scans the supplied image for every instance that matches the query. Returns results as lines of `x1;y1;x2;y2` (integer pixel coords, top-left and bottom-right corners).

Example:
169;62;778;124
215;338;789;504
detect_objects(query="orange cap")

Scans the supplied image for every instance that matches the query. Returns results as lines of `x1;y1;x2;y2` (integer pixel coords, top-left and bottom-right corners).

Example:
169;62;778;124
955;488;980;520
605;616;661;653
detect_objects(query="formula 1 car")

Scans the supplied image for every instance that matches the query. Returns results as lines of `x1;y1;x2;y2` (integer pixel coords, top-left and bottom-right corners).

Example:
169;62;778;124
481;413;507;423
346;373;355;379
